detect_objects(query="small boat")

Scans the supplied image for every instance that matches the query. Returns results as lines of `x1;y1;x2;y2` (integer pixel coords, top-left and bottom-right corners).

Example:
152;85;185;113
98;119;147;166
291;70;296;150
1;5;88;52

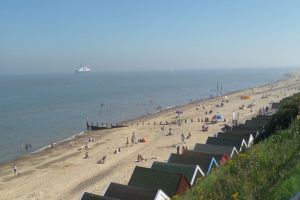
75;65;91;73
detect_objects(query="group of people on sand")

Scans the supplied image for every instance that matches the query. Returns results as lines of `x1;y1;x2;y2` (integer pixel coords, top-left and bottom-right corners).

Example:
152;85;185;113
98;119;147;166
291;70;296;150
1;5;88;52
126;132;149;145
176;145;189;154
202;123;209;131
180;132;192;144
79;144;89;151
259;106;269;116
113;147;121;154
79;137;99;161
136;154;145;162
84;131;149;165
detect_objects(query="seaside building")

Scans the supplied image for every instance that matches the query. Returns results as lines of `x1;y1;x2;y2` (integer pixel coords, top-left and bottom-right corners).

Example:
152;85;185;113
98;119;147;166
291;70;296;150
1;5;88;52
216;132;255;147
168;152;219;175
103;182;169;200
231;123;264;133
206;137;248;152
128;166;190;197
193;143;239;158
183;151;229;166
151;162;204;185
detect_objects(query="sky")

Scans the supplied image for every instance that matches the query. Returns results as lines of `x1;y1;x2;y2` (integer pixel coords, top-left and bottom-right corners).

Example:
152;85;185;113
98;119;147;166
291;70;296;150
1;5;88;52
0;0;300;74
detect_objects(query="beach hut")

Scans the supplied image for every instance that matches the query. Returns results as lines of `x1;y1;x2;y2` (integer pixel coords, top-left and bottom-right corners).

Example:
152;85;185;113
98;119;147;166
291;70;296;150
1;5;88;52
206;137;248;152
217;132;255;147
151;162;204;186
128;166;190;197
231;124;264;133
184;150;229;166
104;182;170;200
230;125;263;137
168;152;219;175
193;143;239;158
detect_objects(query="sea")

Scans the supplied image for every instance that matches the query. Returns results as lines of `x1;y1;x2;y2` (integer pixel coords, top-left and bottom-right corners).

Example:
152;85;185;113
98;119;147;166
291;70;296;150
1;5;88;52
0;68;289;163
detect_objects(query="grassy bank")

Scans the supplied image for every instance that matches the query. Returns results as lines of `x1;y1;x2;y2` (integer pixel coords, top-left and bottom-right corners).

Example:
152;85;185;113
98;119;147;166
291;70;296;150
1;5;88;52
265;154;300;200
174;93;300;200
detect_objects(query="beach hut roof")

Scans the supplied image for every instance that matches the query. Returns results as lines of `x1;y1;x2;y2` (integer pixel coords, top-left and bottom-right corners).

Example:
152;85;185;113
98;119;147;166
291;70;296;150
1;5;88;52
231;124;263;132
206;137;247;151
151;161;204;185
222;130;259;138
193;143;239;158
221;130;256;134
184;150;224;164
128;166;190;197
168;152;219;175
104;182;169;200
251;115;272;120
217;132;252;141
240;120;266;127
217;133;254;147
81;192;118;200
244;119;268;126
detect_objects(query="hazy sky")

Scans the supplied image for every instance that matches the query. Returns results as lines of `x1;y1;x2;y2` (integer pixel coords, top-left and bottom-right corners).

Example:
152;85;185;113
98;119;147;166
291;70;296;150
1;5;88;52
1;0;300;74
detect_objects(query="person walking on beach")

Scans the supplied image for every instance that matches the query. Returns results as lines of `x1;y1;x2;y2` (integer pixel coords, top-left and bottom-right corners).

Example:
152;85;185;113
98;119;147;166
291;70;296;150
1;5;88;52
131;132;136;144
181;133;185;144
13;164;17;175
176;145;180;154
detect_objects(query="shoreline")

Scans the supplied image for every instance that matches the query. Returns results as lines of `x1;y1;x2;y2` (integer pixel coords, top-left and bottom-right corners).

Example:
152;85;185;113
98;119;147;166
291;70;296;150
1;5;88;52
0;72;290;166
1;71;300;200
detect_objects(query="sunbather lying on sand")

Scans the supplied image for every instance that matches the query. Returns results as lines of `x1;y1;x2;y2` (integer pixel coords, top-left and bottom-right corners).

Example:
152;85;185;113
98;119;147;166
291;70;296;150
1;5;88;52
97;156;106;164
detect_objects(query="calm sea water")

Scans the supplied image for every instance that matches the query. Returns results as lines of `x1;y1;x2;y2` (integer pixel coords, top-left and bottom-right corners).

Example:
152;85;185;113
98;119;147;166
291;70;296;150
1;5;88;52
0;69;286;163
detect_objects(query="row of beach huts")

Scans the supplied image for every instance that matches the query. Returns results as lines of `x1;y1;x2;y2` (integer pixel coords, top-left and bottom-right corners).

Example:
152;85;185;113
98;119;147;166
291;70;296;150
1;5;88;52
80;103;279;200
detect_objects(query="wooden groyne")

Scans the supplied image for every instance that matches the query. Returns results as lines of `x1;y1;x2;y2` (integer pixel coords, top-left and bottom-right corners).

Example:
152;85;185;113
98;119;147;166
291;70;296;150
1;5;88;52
86;121;128;130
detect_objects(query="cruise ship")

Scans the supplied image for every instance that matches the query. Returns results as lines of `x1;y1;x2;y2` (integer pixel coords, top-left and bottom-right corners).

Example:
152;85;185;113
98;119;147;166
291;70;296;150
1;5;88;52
75;65;92;73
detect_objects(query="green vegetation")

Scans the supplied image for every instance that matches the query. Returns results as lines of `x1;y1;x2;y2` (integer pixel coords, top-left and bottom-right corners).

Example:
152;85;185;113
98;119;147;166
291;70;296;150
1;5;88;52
256;93;300;141
174;93;300;200
266;156;300;200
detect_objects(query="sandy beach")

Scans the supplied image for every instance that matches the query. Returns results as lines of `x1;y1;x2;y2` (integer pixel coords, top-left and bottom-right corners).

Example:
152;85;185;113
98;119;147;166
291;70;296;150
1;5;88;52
1;73;300;200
